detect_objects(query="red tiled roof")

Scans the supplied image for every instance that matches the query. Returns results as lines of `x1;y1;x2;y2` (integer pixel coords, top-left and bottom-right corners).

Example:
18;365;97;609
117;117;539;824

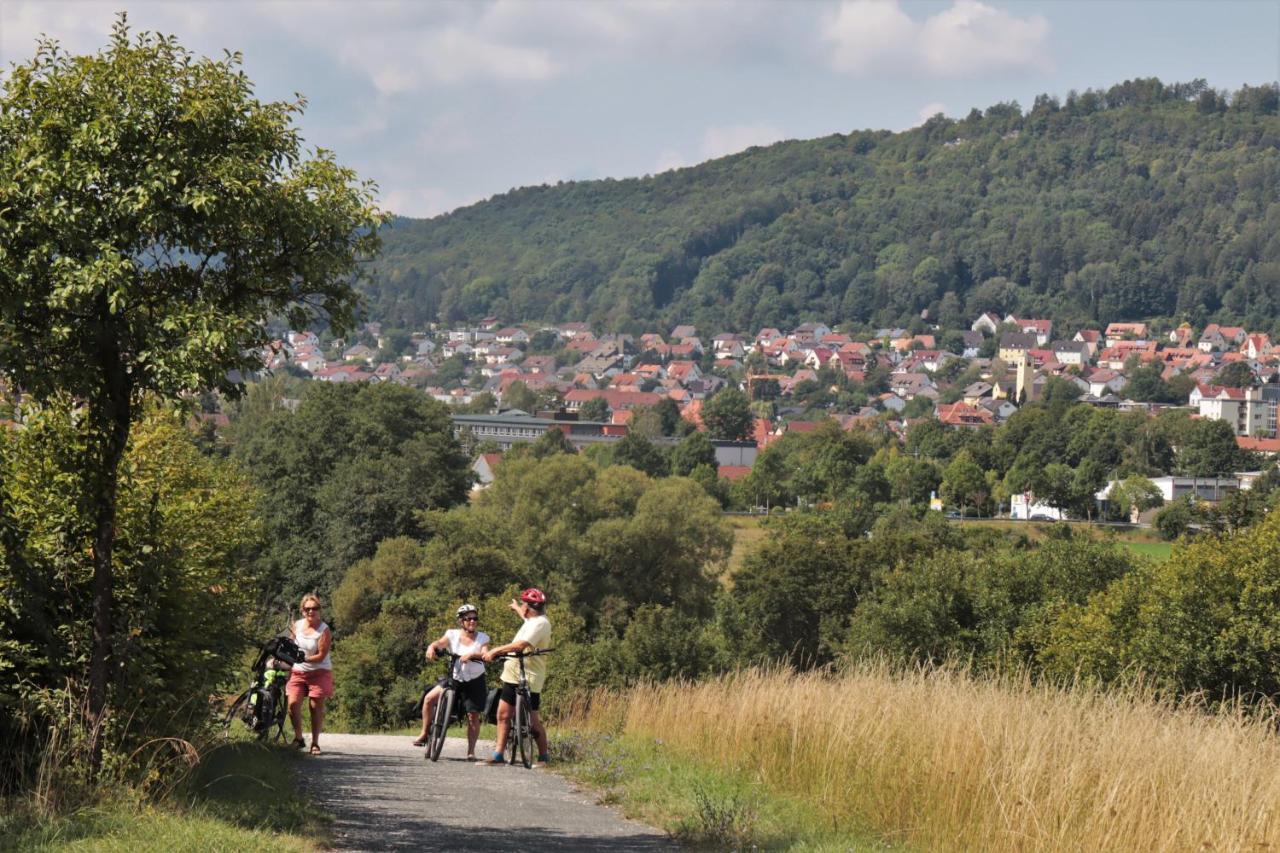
1237;436;1280;454
718;465;752;482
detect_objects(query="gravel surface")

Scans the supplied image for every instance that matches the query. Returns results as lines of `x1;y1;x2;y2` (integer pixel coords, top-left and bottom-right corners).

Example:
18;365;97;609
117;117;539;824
295;733;674;852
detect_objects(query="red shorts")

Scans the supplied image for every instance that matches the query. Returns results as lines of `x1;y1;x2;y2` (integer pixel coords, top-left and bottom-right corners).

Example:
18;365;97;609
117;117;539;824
287;668;334;699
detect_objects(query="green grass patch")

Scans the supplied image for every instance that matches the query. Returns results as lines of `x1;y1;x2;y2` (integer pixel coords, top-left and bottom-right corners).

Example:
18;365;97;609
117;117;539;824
0;740;323;852
551;729;895;851
1117;540;1174;561
726;514;767;578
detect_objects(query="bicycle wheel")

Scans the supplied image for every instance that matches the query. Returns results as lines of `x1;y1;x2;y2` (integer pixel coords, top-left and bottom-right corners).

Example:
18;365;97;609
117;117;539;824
222;689;252;739
270;687;288;742
514;692;533;769
254;690;274;740
428;689;455;762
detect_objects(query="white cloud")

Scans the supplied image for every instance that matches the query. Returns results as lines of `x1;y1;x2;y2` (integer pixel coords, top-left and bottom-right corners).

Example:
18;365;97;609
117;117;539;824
917;101;948;124
701;123;785;160
380;185;479;219
823;0;1050;76
824;0;916;74
653;149;688;174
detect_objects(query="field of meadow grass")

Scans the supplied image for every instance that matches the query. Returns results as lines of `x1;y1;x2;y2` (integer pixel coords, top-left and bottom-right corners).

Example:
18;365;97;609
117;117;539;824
1;740;323;852
562;663;1280;851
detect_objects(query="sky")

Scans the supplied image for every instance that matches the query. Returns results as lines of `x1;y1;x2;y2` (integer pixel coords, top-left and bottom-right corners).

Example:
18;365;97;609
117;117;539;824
2;1;1278;219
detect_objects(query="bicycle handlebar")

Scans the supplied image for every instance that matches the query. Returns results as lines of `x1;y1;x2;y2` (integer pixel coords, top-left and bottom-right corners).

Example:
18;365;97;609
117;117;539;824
490;648;554;660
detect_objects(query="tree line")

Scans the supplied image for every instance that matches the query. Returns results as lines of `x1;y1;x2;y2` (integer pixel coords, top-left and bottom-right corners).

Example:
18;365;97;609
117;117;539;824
366;77;1280;335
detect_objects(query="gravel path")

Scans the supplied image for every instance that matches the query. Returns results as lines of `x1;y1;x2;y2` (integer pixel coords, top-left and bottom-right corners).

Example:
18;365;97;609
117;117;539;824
295;733;674;852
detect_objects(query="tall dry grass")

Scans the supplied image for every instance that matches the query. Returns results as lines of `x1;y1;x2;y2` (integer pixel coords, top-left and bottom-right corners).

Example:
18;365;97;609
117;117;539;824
569;663;1280;851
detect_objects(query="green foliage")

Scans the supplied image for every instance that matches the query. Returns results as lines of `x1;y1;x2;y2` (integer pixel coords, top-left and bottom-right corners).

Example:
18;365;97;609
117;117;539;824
1178;418;1254;476
511;426;577;460
701;387;753;441
1214;361;1257;388
1153;497;1196;540
364;79;1280;333
848;533;1132;665
1040;509;1280;697
329;454;732;725
670;431;718;477
1108;475;1164;520
0;16;380;774
0;406;262;793
0;20;380;408
501;380;539;412
940;450;988;514
227;381;472;601
611;431;670;478
579;396;609;423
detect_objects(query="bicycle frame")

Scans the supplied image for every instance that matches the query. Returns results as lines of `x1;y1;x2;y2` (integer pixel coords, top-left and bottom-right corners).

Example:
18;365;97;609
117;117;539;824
492;649;552;769
425;651;472;761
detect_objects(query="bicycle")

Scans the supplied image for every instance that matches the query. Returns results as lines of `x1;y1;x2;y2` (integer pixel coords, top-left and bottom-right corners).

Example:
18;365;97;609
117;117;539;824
222;634;305;741
491;648;553;769
422;650;477;762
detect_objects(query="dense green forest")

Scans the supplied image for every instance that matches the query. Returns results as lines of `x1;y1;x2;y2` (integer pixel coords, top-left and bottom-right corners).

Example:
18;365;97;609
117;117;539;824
366;79;1280;334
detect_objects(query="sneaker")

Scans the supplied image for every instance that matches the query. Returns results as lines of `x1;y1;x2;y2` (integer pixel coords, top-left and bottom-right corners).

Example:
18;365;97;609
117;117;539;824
533;754;551;768
480;751;506;766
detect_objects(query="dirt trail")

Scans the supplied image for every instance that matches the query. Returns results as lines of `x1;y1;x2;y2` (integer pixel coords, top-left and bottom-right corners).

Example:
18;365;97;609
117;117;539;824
296;733;674;852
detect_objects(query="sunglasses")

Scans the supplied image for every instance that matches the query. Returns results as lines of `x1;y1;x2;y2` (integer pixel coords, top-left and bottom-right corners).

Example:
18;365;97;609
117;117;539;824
303;607;320;613
460;615;478;622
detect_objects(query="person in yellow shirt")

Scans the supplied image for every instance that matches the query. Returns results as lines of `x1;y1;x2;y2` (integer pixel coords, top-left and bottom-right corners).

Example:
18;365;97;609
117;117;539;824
481;587;552;765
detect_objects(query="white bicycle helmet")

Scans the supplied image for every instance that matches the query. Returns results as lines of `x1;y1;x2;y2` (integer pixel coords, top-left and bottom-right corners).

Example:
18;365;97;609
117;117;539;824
456;603;479;618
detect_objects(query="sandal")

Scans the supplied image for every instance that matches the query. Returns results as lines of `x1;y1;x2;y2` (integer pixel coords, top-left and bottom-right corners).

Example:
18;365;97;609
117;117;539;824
309;744;322;755
292;738;306;750
411;737;429;747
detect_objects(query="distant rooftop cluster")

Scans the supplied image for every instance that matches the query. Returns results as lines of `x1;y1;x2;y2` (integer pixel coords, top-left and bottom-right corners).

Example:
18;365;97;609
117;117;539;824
254;311;1280;472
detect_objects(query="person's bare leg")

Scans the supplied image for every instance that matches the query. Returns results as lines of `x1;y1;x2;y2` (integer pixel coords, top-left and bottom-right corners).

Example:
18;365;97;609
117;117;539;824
466;712;480;757
492;699;512;756
417;685;443;741
288;693;304;743
309;697;325;751
530;709;549;757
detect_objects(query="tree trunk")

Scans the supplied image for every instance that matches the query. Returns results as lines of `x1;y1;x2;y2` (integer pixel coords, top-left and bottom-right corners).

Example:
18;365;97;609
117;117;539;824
87;341;132;776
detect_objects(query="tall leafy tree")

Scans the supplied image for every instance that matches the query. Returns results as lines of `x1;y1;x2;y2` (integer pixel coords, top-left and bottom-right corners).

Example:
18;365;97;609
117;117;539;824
579;396;609;423
670;430;717;477
940;450;989;515
701;386;753;441
0;18;380;764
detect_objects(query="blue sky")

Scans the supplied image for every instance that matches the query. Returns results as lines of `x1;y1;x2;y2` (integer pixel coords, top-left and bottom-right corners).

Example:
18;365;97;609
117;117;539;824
3;1;1277;218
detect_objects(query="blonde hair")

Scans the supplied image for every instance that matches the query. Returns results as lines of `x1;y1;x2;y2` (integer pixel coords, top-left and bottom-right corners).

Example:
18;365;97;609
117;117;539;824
300;593;322;613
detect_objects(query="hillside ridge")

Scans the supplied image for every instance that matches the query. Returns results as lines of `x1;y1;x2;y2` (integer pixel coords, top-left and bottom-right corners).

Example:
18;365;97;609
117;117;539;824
365;78;1280;335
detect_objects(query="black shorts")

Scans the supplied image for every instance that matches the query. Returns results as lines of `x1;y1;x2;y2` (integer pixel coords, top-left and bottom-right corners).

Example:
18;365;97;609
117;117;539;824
434;675;488;714
499;681;540;711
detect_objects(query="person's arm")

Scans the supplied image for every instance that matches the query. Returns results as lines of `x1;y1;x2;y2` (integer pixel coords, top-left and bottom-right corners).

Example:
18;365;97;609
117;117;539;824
483;637;532;662
459;636;490;663
425;632;450;660
307;627;331;664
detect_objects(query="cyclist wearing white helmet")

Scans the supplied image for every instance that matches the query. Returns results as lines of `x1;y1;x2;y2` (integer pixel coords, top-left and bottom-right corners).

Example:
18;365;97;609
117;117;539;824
414;603;490;760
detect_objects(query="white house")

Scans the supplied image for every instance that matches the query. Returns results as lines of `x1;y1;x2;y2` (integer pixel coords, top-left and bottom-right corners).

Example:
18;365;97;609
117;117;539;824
1010;493;1065;521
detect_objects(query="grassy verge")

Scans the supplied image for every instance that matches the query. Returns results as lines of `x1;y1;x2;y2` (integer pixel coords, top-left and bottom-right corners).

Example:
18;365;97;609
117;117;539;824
1116;539;1173;561
564;664;1280;851
551;729;892;851
725;514;767;577
0;740;324;852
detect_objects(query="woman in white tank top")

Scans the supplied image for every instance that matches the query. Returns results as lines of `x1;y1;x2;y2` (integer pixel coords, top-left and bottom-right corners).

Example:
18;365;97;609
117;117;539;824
414;603;490;760
286;593;333;754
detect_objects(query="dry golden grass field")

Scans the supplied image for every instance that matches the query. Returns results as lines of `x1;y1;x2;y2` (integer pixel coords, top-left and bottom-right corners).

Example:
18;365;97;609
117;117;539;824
571;664;1280;851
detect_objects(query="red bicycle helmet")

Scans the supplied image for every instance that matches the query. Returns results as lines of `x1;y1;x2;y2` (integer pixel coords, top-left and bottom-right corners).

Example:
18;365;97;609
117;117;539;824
520;587;546;605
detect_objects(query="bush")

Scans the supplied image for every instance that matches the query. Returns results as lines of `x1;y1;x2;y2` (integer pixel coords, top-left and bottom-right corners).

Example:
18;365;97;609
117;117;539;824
0;405;262;798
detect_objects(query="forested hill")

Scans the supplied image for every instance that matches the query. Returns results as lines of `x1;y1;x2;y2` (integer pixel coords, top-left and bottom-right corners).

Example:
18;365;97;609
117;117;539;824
365;79;1280;335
